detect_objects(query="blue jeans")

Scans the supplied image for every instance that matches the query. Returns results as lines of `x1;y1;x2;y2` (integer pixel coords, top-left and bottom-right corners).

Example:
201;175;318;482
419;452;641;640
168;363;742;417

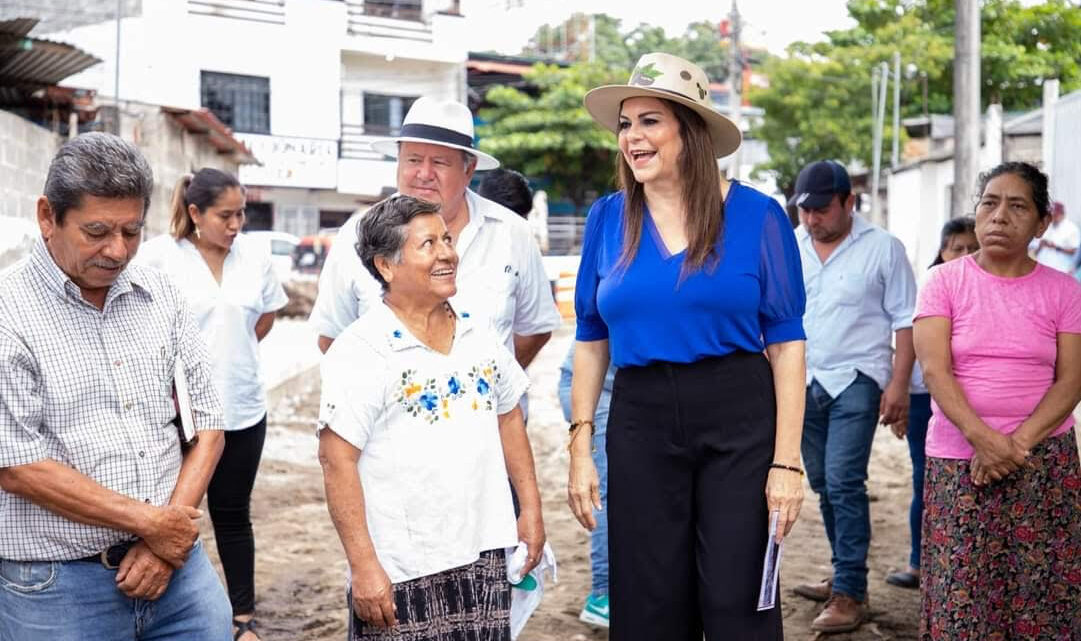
0;540;232;640
905;393;931;570
801;373;882;601
559;364;609;597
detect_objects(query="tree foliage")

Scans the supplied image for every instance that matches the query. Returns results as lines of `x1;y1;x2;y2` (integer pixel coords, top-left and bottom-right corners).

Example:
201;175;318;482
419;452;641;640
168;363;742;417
476;63;625;211
522;13;736;82
750;0;1081;196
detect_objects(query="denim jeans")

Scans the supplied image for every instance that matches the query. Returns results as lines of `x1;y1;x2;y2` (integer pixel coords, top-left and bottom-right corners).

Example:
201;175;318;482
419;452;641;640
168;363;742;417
0;540;232;641
559;360;610;597
905;393;931;570
801;373;883;601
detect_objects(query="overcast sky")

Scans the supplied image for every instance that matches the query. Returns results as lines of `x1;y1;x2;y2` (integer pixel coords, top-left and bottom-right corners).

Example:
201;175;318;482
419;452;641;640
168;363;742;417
462;0;857;55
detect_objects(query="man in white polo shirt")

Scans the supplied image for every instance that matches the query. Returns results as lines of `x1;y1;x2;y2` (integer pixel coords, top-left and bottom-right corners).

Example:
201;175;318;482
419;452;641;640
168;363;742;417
1033;201;1079;273
310;97;560;373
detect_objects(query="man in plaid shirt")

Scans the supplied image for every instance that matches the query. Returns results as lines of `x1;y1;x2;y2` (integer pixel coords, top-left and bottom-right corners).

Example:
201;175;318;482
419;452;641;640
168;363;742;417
0;133;232;640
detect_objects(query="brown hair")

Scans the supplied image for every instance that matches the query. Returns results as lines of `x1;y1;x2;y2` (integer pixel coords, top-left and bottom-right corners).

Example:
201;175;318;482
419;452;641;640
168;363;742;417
616;100;724;276
168;168;242;239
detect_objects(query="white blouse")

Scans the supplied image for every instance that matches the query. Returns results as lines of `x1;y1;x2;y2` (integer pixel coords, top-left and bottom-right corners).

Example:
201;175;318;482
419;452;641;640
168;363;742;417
318;302;529;583
137;234;288;431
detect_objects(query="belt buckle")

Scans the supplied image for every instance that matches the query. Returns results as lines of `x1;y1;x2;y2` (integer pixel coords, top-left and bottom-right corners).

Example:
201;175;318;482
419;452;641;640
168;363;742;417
100;548;120;570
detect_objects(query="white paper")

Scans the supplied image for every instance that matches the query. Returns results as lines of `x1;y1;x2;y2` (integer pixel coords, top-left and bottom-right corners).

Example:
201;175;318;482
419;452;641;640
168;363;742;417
173;356;197;444
756;510;784;611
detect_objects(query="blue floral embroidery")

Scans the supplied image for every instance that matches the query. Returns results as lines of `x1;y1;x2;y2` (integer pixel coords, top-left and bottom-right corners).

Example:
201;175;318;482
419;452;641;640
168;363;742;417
397;358;503;421
462;312;470;318
392;330;402;338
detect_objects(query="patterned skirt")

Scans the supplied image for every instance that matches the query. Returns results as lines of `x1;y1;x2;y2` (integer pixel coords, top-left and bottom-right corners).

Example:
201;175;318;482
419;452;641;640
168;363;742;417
348;550;511;641
920;430;1081;640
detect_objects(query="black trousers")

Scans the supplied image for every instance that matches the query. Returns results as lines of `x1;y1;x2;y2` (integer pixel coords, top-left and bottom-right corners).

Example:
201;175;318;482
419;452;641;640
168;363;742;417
207;414;267;616
607;352;783;641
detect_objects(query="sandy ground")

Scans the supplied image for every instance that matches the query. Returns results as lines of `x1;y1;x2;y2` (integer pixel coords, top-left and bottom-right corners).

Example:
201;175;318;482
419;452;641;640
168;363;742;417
200;324;933;640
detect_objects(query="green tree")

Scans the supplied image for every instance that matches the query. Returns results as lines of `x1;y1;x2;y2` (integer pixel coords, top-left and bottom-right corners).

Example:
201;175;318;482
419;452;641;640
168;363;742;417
750;0;1081;197
477;63;625;212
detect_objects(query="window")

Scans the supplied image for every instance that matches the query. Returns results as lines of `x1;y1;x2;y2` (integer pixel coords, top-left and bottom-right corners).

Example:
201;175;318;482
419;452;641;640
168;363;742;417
201;71;270;134
364;0;422;21
363;93;417;136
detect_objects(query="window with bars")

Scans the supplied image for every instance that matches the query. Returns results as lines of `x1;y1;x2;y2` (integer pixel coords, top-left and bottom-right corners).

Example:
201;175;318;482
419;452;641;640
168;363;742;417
200;71;271;134
363;93;417;136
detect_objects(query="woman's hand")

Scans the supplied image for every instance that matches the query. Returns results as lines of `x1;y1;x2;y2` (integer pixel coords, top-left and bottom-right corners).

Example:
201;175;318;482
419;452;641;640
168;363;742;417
517;508;546;577
968;429;1028;486
350;560;396;629
765;467;803;543
567;454;601;531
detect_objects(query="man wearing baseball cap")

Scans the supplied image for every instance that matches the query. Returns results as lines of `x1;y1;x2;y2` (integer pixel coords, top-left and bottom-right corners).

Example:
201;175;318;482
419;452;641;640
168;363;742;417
309;97;560;371
789;160;917;633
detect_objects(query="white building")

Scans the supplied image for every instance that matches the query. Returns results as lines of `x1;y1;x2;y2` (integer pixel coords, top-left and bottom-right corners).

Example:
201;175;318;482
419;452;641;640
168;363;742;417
47;0;471;236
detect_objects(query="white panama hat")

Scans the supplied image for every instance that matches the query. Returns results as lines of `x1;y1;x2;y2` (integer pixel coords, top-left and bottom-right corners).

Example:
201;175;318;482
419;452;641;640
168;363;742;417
583;52;742;158
370;97;500;171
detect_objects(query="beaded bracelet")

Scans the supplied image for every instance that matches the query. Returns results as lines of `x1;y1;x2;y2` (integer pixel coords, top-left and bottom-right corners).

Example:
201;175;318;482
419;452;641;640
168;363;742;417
770;462;804;476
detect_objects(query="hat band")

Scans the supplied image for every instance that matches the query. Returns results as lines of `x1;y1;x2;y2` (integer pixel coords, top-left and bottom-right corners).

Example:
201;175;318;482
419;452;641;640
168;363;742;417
398;123;475;150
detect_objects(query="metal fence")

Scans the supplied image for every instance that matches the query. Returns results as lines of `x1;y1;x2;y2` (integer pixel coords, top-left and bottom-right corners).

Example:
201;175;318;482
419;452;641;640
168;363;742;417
547;216;587;256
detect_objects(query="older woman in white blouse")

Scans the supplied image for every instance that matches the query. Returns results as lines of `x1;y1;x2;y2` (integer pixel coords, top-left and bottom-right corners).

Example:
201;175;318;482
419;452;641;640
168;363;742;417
317;195;545;641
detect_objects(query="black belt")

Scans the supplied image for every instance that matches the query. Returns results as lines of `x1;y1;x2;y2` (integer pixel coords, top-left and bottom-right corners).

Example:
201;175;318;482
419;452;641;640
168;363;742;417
71;540;138;570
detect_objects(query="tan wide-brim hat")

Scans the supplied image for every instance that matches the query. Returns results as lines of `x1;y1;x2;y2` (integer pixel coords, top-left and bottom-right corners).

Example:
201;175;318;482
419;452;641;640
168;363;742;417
371;96;500;171
584;52;742;158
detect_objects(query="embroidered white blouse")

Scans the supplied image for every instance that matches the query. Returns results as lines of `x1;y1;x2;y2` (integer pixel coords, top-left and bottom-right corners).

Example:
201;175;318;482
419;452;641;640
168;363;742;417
318;302;529;583
137;234;288;431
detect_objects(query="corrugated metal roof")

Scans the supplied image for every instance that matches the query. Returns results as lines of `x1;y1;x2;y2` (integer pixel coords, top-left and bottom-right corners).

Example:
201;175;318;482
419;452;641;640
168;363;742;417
0;17;37;38
161;106;259;164
0;17;101;86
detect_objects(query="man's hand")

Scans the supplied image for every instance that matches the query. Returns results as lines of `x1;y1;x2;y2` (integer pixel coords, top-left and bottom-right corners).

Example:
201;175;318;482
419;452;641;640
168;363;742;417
115;541;174;600
141;505;201;569
517;508;546;577
879;380;910;431
351;560;396;629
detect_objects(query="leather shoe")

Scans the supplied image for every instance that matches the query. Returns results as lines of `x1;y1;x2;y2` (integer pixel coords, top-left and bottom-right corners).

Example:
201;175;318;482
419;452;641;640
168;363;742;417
885;570;919;589
792;577;832;602
811;594;868;633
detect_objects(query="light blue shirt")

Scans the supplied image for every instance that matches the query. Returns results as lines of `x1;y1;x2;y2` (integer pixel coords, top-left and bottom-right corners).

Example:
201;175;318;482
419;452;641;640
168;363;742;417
797;214;917;398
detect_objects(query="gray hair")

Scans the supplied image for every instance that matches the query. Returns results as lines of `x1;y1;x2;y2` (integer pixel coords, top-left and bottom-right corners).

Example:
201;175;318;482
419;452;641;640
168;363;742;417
44;132;154;224
355;195;442;292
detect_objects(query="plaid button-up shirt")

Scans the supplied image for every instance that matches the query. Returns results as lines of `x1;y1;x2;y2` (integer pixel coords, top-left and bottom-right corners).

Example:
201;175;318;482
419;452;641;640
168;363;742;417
0;238;223;561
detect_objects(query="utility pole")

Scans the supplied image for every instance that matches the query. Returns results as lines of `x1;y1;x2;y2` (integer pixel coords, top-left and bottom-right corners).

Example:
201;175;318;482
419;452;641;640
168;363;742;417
871;61;888;225
113;0;122;134
892;51;901;168
952;0;981;219
727;0;742;179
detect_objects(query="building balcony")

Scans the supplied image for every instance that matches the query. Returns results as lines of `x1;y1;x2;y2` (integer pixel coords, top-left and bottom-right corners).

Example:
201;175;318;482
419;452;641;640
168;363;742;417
345;0;433;42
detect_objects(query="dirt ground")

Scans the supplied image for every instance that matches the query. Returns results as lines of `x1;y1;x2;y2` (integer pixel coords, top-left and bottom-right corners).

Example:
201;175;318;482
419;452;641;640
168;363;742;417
201;325;926;640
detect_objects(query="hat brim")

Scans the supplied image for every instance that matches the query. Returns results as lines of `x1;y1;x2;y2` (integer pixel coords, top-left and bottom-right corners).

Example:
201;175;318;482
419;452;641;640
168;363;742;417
370;137;500;171
583;85;742;159
787;191;835;209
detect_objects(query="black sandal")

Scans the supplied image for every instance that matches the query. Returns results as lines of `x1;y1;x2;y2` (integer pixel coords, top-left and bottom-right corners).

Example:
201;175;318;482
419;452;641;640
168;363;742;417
233;618;259;641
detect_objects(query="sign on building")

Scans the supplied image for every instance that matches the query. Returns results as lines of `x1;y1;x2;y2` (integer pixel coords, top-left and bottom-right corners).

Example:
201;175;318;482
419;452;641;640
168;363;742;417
236;133;338;189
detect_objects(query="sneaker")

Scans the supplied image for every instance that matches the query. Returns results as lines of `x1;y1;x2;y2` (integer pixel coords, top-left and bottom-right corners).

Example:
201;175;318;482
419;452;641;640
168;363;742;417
578;594;610;628
885;569;920;589
811;594;868;633
792;577;833;602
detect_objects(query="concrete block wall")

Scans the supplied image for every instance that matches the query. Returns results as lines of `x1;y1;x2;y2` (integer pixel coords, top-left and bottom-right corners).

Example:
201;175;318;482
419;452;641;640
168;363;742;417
0;111;60;269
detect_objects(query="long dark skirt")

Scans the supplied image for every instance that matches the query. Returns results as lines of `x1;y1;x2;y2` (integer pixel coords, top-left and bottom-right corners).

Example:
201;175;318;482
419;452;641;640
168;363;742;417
348;550;510;641
921;430;1081;640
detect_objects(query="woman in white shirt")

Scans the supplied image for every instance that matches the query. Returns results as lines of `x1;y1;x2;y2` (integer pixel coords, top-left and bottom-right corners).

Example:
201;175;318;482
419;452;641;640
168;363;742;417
317;195;545;641
141;168;287;641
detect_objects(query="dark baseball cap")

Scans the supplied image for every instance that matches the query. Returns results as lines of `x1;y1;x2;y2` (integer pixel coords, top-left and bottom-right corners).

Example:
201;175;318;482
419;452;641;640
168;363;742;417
788;160;852;209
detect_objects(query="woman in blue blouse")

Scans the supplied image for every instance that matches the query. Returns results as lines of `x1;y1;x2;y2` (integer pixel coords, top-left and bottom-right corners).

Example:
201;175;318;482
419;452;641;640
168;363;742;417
567;52;808;640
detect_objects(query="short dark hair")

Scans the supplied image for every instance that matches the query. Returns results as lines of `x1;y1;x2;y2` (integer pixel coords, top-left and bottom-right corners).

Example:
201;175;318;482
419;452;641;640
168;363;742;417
355;195;442;292
44;132;154;224
975;161;1051;219
930;217;977;267
477;168;533;217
